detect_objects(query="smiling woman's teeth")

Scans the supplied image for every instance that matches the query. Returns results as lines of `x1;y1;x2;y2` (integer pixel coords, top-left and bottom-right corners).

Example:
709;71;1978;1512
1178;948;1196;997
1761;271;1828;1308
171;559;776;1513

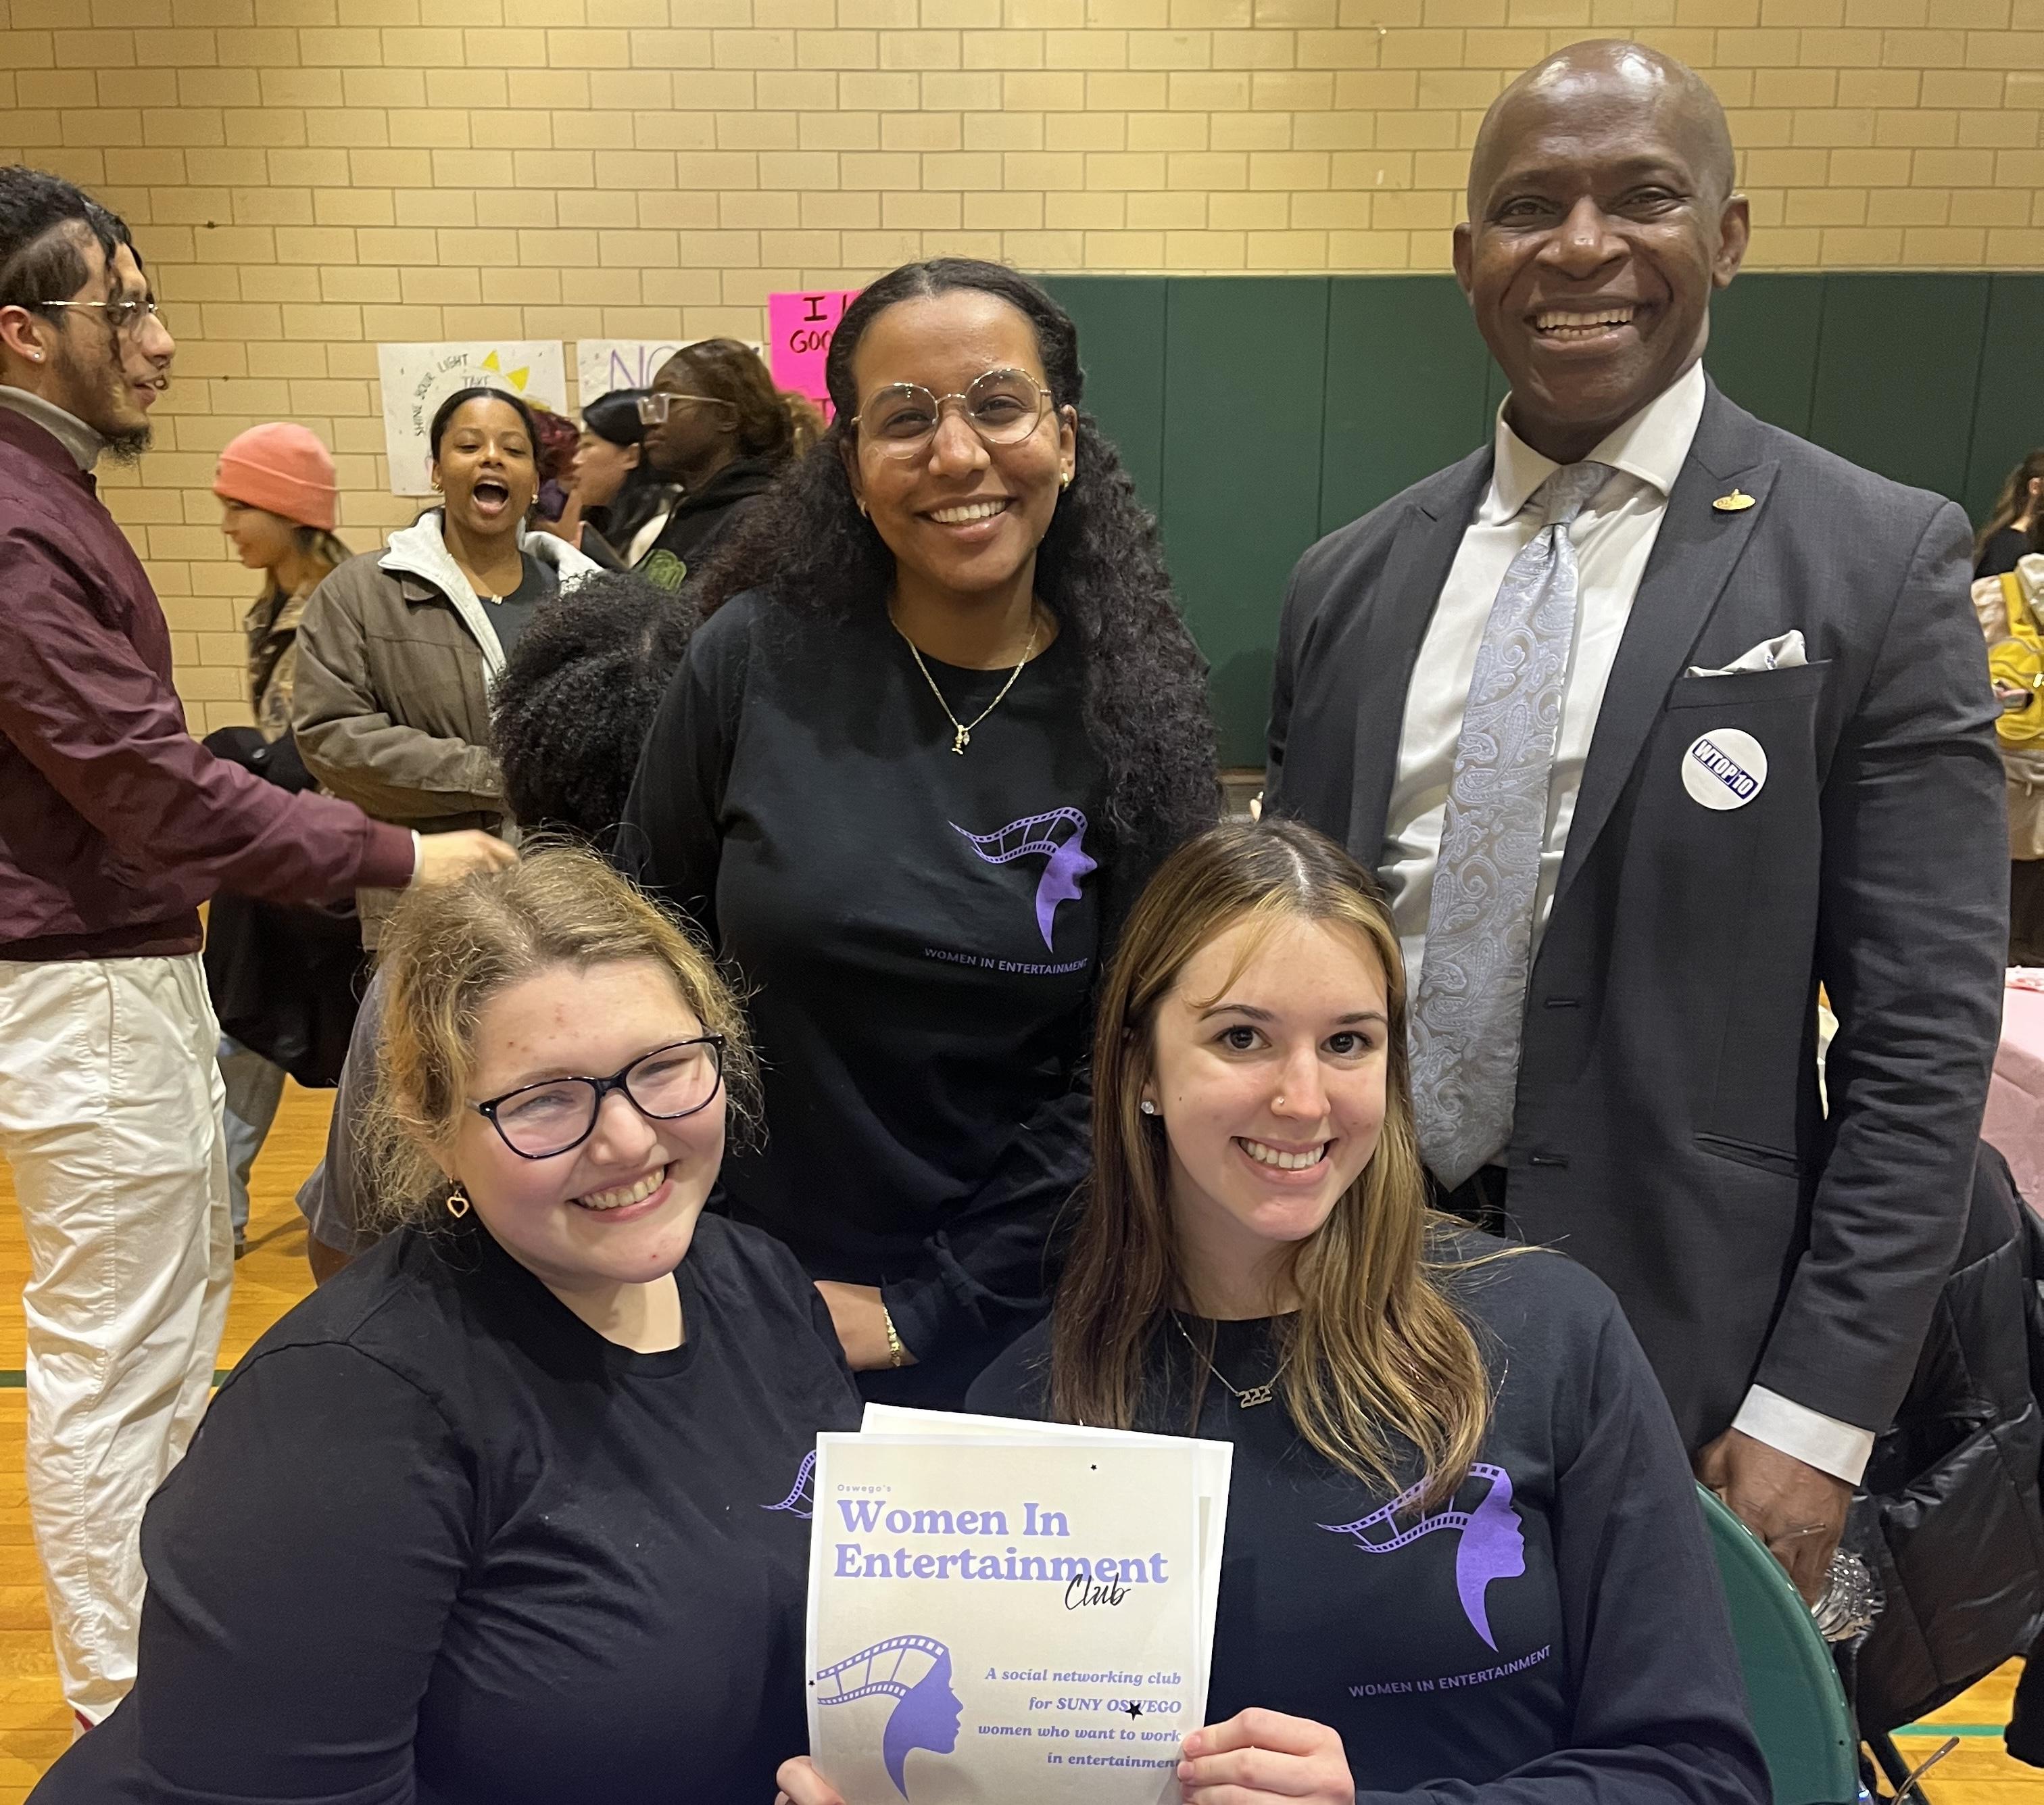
1534;306;1635;338
931;500;1008;525
1239;1138;1328;1172
575;1166;667;1211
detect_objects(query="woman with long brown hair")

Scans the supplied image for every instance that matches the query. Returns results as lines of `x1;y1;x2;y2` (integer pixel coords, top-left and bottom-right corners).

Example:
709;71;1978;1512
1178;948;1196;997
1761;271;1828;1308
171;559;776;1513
1977;449;2044;577
780;819;1766;1805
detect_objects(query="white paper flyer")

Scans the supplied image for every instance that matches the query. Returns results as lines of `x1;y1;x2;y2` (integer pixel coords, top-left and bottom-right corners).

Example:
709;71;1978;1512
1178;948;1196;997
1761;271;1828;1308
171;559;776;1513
806;1428;1225;1804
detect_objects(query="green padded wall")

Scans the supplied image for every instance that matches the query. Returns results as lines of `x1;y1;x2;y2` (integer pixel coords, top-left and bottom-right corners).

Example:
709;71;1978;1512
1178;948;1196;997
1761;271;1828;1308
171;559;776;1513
1966;276;2044;525
1043;272;2044;767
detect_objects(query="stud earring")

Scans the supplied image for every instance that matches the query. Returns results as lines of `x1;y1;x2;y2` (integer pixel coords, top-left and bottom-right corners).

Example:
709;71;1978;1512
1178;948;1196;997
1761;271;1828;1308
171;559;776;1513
857;498;869;518
1059;470;1072;489
445;1184;471;1220
1140;1099;1158;1116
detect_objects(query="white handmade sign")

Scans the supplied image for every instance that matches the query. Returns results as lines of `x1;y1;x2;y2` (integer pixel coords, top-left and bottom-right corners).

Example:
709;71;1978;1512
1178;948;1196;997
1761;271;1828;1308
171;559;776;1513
574;338;766;409
375;340;566;496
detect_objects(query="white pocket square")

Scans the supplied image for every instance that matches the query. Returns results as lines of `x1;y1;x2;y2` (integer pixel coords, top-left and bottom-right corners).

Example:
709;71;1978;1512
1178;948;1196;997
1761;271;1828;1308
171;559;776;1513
1687;630;1807;677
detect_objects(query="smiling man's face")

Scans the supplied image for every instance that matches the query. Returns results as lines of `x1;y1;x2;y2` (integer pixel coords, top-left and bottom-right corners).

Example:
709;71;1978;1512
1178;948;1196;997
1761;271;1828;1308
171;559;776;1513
1453;45;1749;465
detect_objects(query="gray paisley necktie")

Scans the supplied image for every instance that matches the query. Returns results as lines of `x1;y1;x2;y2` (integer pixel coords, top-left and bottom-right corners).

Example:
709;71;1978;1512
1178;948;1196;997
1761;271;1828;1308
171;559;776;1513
1409;460;1612;1188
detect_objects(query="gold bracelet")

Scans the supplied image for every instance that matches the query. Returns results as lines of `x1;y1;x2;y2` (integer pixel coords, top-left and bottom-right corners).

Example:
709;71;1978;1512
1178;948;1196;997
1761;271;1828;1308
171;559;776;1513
881;1305;906;1369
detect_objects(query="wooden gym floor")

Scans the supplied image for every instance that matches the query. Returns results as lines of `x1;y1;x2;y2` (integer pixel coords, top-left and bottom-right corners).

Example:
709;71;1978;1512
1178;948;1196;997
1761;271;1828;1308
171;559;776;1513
0;1082;2030;1799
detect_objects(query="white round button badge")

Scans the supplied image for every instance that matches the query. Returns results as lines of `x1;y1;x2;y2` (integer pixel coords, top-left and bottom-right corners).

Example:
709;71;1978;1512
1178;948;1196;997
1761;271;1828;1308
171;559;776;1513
1682;728;1768;811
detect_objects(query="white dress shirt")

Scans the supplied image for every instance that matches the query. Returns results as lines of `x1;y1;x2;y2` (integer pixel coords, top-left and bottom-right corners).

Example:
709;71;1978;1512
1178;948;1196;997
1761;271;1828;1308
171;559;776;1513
1383;360;1872;1485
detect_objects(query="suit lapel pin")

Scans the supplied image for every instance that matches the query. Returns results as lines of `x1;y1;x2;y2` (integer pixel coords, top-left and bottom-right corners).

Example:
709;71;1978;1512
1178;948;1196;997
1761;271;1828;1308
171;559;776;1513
1712;487;1757;512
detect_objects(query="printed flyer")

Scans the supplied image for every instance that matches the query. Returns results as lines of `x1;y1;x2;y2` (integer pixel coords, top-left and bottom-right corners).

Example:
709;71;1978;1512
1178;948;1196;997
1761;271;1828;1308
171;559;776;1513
806;1428;1225;1804
861;1405;1232;1687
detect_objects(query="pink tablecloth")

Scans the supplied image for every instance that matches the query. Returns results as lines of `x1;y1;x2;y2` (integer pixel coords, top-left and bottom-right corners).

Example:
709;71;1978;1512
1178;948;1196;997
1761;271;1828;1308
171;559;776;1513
1985;980;2044;1216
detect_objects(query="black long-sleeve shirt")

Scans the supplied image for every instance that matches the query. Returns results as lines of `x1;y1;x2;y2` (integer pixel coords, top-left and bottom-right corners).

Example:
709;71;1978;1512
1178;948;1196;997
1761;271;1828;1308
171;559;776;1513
967;1243;1770;1805
31;1214;861;1805
623;591;1129;1401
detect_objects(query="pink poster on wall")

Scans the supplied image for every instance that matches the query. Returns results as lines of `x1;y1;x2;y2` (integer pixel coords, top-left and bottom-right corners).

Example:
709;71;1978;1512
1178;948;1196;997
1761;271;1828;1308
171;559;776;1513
767;289;860;418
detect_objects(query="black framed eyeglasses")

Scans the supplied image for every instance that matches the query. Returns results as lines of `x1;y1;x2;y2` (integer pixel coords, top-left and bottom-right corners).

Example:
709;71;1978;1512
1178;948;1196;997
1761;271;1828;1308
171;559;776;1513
38;297;168;336
472;1036;725;1160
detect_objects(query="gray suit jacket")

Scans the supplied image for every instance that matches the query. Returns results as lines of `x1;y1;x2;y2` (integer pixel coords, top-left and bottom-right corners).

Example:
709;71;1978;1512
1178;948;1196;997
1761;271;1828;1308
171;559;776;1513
1266;380;2008;1449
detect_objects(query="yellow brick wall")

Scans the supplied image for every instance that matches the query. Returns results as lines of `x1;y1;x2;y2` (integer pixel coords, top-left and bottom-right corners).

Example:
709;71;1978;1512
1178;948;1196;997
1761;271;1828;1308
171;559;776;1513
1;0;2039;728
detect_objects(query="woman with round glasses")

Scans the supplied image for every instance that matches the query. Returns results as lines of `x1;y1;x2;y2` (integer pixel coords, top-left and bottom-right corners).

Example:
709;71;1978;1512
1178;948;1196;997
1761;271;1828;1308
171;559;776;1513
30;846;861;1804
634;339;817;592
624;259;1217;1405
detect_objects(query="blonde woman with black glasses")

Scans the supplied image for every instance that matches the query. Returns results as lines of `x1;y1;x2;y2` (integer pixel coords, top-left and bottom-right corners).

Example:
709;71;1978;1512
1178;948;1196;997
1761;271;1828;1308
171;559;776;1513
33;848;860;1804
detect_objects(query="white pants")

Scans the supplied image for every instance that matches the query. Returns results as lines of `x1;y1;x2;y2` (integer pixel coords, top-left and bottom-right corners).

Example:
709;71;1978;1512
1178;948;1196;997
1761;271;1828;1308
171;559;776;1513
0;955;234;1723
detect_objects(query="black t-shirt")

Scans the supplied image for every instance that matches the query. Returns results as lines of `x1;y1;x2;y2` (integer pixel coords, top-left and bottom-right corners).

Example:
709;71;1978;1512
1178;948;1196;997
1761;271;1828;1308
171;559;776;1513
623;592;1123;1400
966;1245;1768;1805
32;1214;861;1805
1977;525;2032;579
479;550;558;656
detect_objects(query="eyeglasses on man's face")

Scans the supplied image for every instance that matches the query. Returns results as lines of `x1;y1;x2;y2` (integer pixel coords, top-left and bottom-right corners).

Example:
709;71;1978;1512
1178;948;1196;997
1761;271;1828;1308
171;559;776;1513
472;1036;726;1160
636;391;736;426
850;368;1053;460
39;297;169;337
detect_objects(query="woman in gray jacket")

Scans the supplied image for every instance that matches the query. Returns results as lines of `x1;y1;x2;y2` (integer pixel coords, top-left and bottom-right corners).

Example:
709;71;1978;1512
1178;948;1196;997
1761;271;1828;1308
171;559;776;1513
294;386;598;946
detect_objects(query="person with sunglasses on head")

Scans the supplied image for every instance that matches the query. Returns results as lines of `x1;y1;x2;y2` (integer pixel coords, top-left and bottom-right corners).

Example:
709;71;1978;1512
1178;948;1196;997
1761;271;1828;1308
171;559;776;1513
0;166;512;1731
291;385;602;952
31;845;862;1804
623;260;1217;1405
635;339;817;592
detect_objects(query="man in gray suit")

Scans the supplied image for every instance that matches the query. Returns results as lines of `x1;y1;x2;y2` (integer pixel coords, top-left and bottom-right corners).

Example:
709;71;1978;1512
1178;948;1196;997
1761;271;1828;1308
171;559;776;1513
1266;40;2006;1599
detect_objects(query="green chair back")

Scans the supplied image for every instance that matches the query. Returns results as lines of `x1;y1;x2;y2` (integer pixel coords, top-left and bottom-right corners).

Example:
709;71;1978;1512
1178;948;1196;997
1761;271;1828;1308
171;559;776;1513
1698;1485;1859;1804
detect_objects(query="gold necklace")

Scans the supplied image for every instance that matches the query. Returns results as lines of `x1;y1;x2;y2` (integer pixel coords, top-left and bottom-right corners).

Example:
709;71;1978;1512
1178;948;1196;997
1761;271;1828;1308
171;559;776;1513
891;609;1040;755
1171;1313;1287;1410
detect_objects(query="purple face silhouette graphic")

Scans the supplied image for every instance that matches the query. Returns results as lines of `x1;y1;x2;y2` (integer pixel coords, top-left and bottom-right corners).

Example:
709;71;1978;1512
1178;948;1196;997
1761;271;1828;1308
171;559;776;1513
951;807;1096;950
1319;1462;1526;1652
815;1635;963;1800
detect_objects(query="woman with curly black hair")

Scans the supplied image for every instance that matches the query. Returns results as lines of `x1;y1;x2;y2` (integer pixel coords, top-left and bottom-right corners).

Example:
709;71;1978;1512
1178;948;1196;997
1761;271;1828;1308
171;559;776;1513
623;258;1218;1405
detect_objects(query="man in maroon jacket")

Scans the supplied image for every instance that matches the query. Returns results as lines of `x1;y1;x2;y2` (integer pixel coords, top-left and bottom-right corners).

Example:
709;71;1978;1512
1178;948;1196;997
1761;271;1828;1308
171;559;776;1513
0;167;514;1727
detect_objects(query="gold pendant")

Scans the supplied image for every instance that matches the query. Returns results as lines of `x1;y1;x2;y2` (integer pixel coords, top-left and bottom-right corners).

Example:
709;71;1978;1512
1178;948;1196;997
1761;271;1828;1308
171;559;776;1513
952;726;969;754
1712;487;1756;512
1236;1382;1275;1408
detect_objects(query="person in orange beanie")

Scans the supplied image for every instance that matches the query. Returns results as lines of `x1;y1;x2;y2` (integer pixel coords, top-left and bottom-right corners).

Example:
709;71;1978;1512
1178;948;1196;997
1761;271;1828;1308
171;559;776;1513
205;424;363;1254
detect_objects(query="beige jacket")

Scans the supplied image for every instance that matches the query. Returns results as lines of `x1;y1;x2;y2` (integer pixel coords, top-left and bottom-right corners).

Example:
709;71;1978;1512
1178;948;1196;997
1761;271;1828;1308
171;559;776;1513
1973;550;2044;860
293;512;598;942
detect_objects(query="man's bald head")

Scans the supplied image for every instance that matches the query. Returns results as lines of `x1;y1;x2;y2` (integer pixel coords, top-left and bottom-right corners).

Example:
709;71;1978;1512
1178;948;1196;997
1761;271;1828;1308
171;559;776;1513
1449;38;1750;464
1469;41;1736;217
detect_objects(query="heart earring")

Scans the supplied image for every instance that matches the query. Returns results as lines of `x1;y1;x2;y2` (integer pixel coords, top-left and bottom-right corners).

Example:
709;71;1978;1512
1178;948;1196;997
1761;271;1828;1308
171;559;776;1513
445;1184;470;1220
